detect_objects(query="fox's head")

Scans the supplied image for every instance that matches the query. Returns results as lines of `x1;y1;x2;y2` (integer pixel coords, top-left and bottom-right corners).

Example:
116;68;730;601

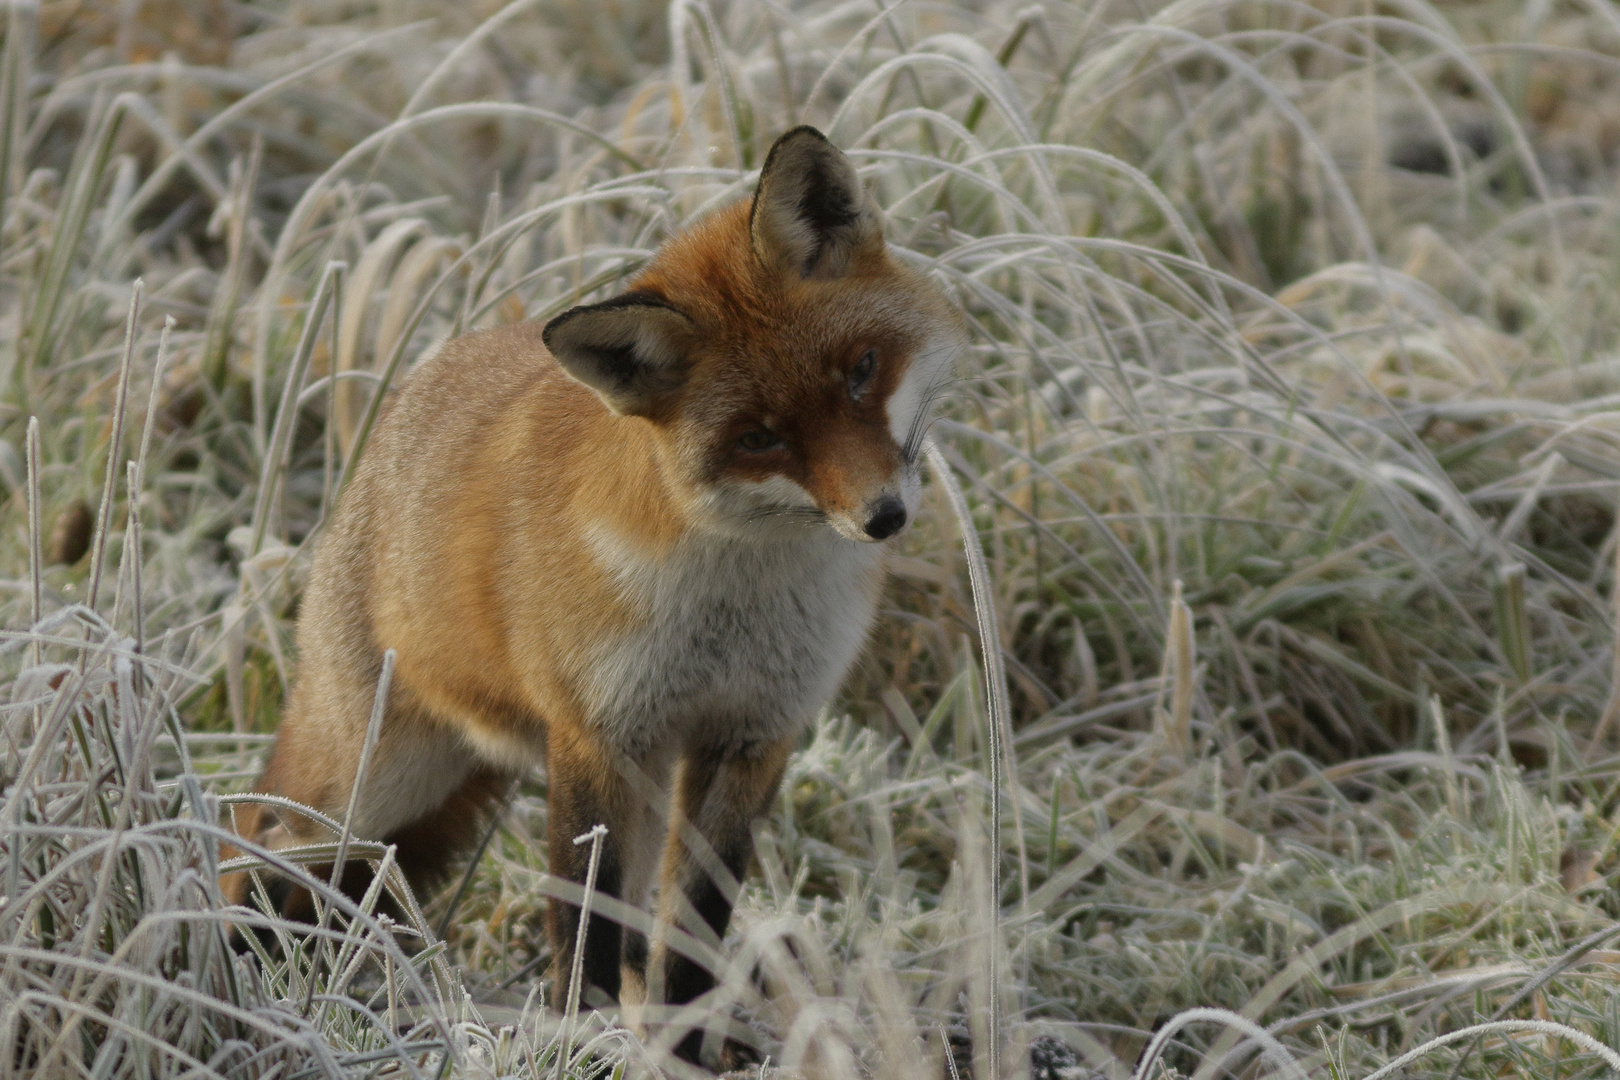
543;127;964;543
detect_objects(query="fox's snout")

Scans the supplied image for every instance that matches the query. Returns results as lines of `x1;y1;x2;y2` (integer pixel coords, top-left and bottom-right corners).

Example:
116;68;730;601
797;421;919;544
823;489;908;543
863;494;907;540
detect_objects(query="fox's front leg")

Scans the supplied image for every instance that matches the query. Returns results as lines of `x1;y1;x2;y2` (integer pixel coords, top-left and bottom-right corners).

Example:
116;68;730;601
648;734;794;1063
544;726;668;1010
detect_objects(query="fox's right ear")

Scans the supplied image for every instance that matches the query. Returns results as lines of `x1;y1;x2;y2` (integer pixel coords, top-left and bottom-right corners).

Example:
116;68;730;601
542;291;692;417
751;126;883;280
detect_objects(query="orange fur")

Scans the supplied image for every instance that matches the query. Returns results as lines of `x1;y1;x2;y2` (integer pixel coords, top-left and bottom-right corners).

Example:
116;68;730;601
227;127;964;1065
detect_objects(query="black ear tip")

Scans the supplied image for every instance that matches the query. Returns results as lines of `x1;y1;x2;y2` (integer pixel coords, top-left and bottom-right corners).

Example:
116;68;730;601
774;125;829;146
761;126;839;172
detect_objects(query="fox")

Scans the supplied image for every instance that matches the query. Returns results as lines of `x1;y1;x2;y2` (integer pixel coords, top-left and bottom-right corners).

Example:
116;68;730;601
221;126;964;1062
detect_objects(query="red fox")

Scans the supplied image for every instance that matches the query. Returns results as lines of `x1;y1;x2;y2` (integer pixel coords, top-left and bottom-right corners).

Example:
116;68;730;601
222;126;963;1061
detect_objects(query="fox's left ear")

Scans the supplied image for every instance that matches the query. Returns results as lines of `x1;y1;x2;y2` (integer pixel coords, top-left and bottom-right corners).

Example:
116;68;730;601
750;126;883;280
542;291;692;417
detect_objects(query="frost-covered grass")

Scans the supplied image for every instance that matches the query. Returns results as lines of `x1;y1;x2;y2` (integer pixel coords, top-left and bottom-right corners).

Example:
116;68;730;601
8;0;1620;1076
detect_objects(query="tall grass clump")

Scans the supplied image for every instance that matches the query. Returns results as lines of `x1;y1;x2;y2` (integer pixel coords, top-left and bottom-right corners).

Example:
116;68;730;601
8;0;1620;1076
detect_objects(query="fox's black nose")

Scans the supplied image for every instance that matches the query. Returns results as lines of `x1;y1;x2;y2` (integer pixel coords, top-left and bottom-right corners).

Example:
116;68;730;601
864;496;908;540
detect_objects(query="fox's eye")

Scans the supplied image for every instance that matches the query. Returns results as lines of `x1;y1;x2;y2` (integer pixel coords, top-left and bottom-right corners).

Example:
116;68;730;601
849;350;876;400
737;430;782;452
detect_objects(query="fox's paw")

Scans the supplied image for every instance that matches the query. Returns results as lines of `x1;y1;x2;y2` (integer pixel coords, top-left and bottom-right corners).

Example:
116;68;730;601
673;1027;763;1074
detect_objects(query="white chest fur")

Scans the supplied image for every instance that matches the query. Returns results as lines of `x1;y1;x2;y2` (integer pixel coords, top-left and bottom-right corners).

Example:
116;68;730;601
582;527;884;755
